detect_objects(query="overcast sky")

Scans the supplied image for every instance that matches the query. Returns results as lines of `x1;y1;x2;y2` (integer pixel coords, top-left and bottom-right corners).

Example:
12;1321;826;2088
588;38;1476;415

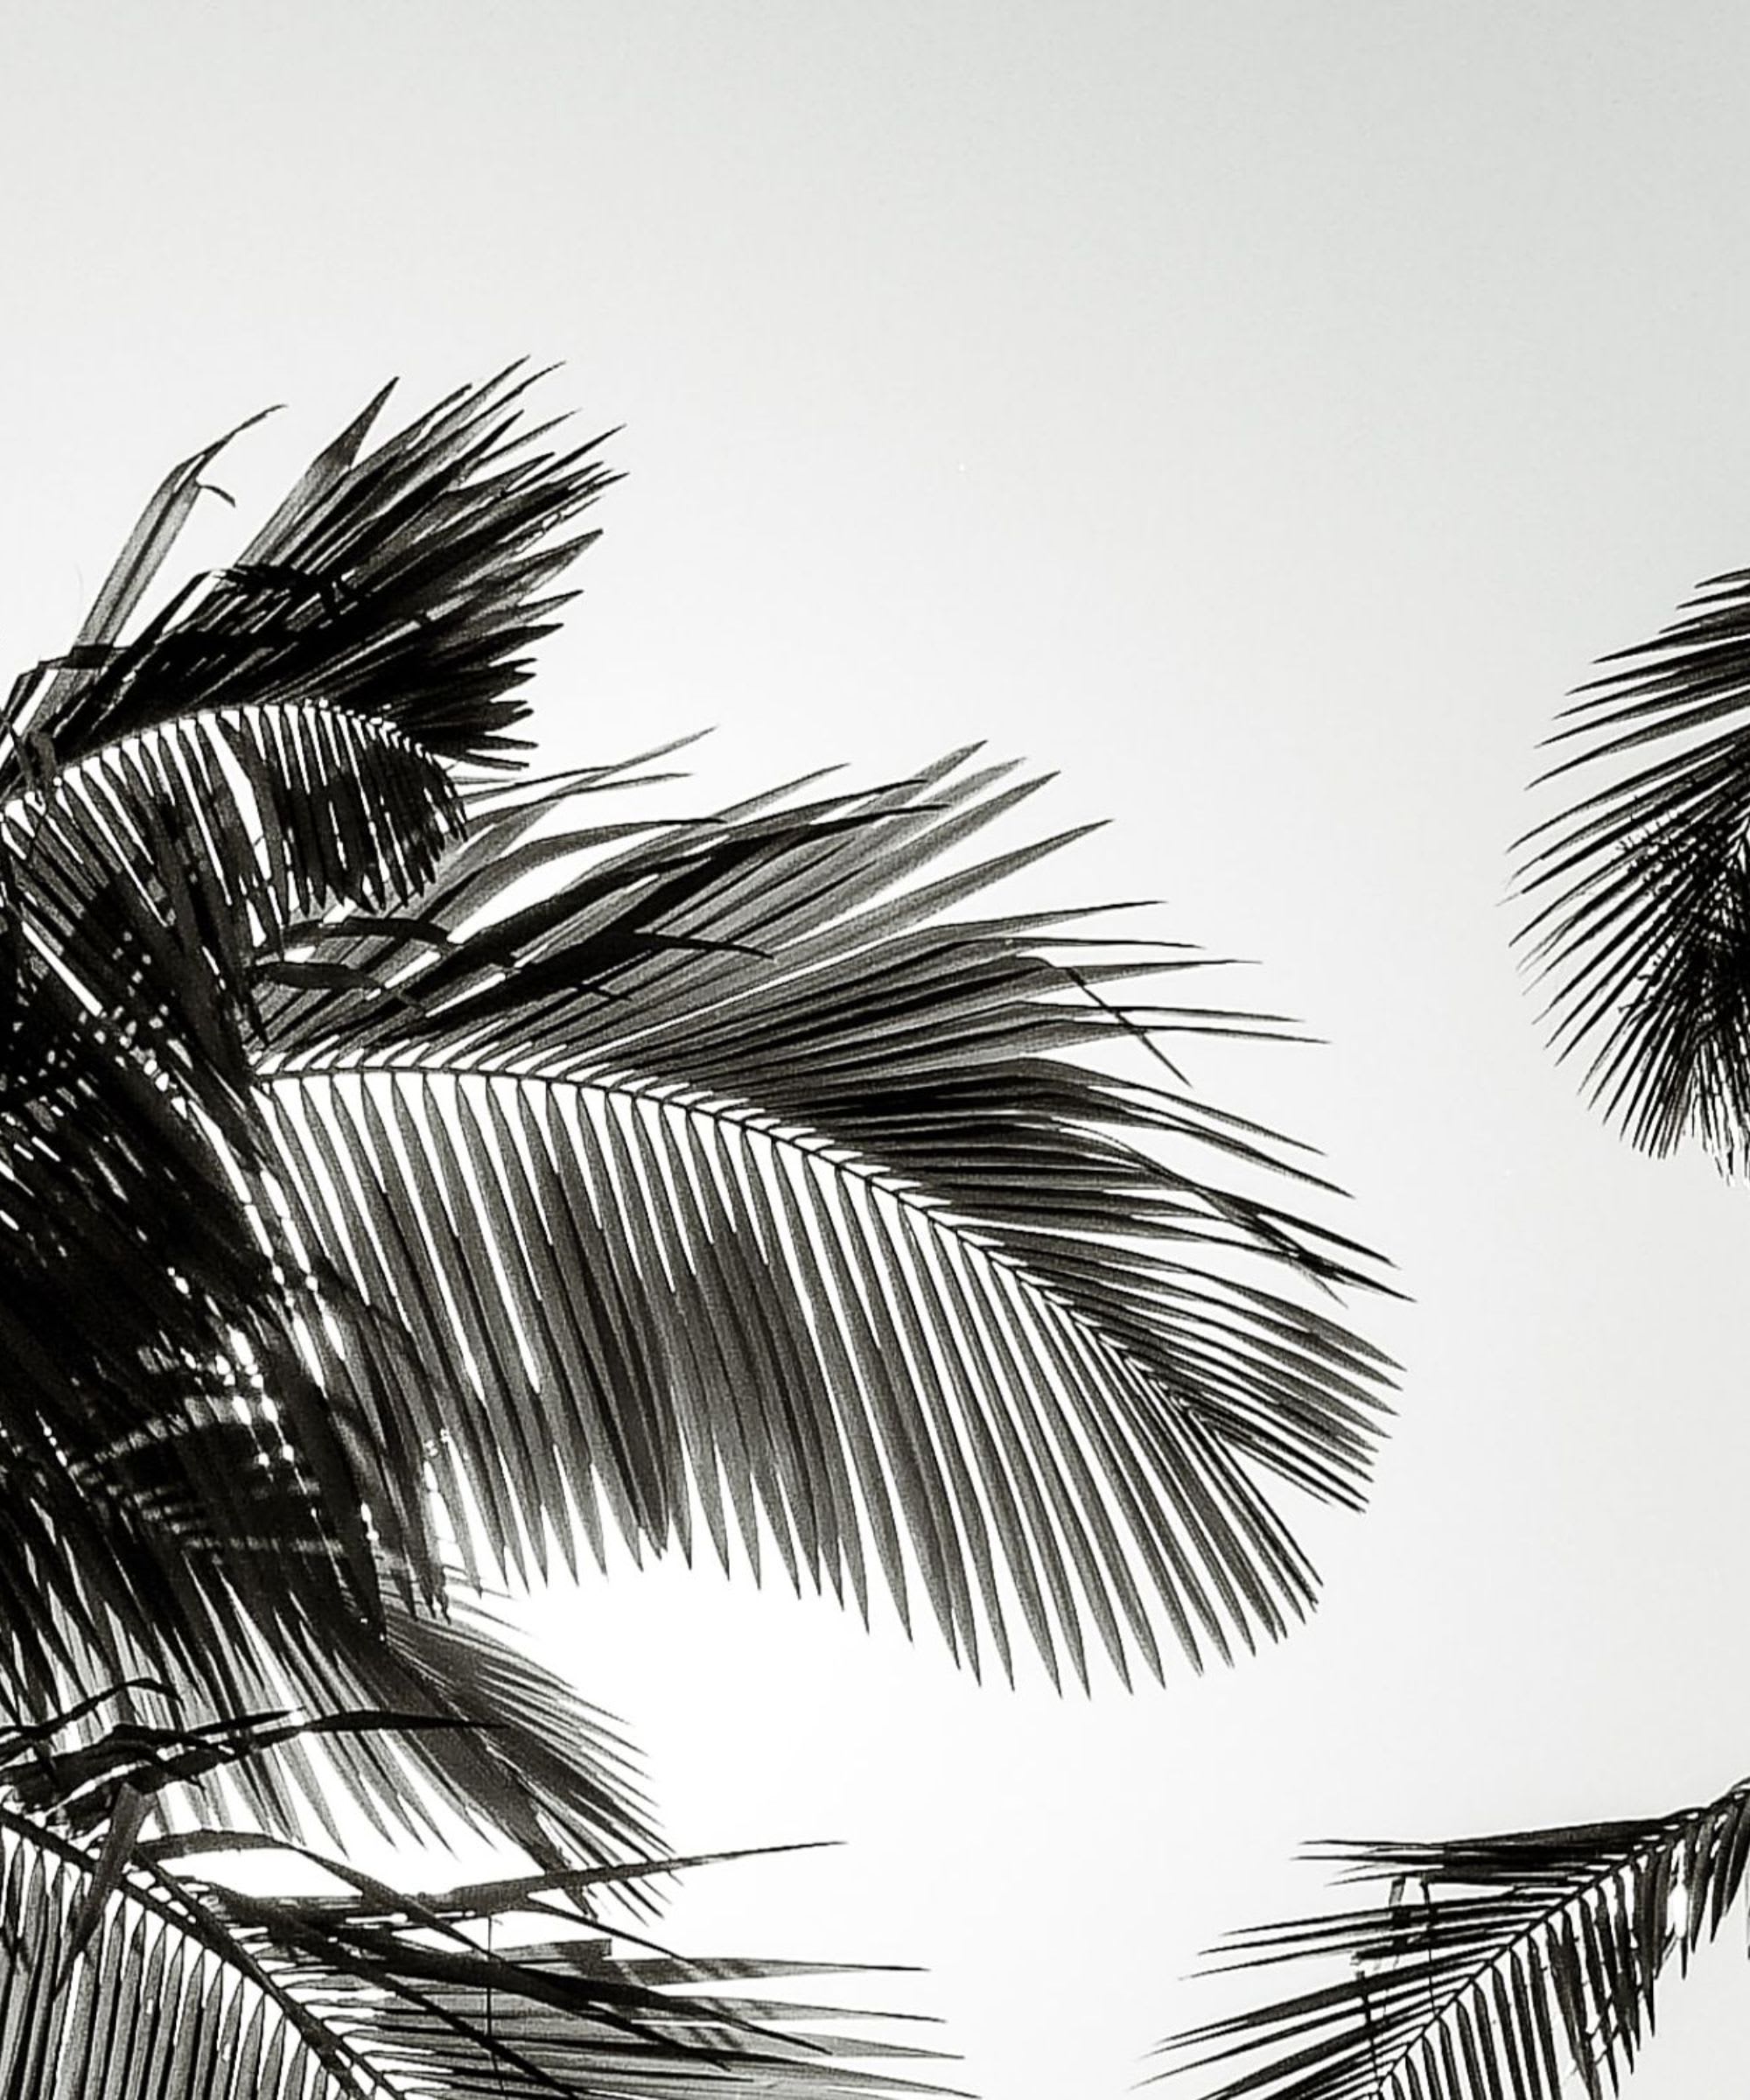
5;5;1750;2095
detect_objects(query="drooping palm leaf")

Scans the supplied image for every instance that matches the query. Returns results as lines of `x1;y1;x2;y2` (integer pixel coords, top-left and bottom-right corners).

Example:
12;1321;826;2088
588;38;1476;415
256;750;1395;1690
1155;1775;1750;2100
0;1801;943;2100
4;382;1389;1734
1516;569;1750;1166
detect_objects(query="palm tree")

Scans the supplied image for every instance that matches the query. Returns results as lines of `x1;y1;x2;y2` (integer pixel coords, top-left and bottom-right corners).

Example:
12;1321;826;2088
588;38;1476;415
1154;564;1750;2100
0;368;1391;2093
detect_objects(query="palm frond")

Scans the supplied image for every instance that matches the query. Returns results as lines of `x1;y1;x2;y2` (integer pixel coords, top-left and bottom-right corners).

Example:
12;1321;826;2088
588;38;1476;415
0;368;614;1068
2;1554;660;1877
4;366;612;780
258;752;1395;1690
0;1802;945;2099
1155;1775;1750;2100
9;405;278;748
10;703;464;965
1516;569;1750;1166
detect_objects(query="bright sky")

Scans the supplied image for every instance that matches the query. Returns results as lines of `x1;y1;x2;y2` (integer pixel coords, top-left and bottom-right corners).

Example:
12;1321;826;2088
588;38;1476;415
4;4;1750;2095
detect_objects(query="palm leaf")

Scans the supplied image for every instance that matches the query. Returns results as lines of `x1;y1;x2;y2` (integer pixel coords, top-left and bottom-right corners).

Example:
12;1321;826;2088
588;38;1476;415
1516;568;1750;1166
6;404;278;750
4;365;612;780
1154;1776;1750;2100
0;368;615;1083
0;1801;943;2099
258;752;1395;1690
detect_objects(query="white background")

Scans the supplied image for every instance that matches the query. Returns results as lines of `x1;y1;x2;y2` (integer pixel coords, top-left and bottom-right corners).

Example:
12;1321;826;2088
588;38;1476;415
4;5;1750;2094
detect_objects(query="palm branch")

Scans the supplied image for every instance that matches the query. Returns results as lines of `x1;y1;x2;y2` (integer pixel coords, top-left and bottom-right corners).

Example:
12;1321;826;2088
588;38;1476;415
1154;1774;1750;2100
254;748;1392;1693
1515;566;1750;1166
6;374;1392;1754
0;1799;942;2098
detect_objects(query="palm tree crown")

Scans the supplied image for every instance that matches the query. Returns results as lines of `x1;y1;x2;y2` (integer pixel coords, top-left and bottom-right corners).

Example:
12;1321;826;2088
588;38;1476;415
0;370;1392;2092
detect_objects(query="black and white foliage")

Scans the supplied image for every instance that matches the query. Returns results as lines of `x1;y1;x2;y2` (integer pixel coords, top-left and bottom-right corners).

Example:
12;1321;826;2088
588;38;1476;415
1156;570;1750;2100
1516;569;1750;1167
0;1798;941;2100
0;371;1391;2091
1158;1781;1750;2100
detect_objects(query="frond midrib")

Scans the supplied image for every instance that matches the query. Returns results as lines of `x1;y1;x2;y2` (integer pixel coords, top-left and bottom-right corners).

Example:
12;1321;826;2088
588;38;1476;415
0;695;444;822
255;1047;1227;1436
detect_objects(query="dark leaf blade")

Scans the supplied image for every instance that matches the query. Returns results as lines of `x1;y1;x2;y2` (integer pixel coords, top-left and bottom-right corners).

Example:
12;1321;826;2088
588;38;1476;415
0;1802;945;2100
4;408;280;755
261;753;1394;1689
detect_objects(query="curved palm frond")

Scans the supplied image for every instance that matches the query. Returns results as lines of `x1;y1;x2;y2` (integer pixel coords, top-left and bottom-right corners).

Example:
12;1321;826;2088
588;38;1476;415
1516;569;1750;1166
7;705;464;1020
0;1800;942;2100
257;751;1395;1690
1155;1776;1750;2100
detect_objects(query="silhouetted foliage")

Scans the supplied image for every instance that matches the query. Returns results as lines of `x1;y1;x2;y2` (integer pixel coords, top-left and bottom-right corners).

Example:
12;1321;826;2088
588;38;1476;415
1153;565;1750;2100
0;373;1390;2091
